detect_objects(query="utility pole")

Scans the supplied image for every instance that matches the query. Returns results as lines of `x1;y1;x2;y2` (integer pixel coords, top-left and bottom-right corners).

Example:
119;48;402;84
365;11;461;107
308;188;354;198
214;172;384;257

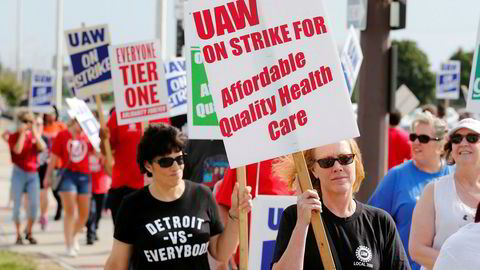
356;0;391;202
55;0;64;110
16;0;22;83
156;0;177;60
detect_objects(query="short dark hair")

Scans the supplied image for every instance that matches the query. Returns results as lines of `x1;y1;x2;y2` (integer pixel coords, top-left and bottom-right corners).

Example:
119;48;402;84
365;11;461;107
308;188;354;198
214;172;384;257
137;123;187;177
390;110;402;126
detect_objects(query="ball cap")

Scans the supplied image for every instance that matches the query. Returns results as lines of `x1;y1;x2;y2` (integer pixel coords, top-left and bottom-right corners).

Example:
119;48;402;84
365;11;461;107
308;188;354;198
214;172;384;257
447;118;480;137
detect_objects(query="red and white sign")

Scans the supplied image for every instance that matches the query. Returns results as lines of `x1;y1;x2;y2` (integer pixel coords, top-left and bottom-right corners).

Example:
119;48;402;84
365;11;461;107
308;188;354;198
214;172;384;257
109;39;170;125
186;0;359;168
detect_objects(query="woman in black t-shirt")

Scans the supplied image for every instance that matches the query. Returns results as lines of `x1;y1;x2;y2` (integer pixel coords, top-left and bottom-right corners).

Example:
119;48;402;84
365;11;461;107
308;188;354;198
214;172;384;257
104;124;252;270
271;139;411;270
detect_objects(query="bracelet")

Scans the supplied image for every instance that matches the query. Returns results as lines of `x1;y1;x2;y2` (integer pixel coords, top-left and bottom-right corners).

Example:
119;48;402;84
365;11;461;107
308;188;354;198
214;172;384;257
228;211;238;221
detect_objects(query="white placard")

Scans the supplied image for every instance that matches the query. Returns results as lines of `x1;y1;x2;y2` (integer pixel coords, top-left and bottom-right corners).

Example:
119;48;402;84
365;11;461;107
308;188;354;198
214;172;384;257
109;39;170;125
347;0;368;31
436;60;461;100
29;69;56;107
64;24;112;98
186;0;359;168
65;97;101;152
467;19;480;113
248;195;297;270
395;84;420;116
340;26;364;96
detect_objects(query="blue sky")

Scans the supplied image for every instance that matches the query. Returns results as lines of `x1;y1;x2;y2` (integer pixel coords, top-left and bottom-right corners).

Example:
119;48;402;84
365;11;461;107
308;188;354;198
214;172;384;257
0;0;479;73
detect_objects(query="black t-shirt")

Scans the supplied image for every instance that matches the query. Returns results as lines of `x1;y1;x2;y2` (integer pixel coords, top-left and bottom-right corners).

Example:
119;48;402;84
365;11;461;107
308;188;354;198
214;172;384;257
183;140;229;189
271;200;411;270
114;180;224;270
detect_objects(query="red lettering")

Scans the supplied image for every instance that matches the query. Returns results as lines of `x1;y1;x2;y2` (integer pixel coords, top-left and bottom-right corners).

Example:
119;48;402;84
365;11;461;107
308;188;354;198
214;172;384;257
268;110;308;141
147;62;158;81
280;24;291;42
116;48;122;64
149;84;159;104
119;65;129;85
227;0;259;30
313;16;327;34
138;85;149;106
125;87;136;107
193;9;215;40
268;121;280;141
214;6;236;36
137;63;147;83
296;52;306;68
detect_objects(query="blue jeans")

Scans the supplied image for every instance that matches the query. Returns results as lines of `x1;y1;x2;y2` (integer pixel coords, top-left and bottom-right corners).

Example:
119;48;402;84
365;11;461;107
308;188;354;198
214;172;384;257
11;165;40;222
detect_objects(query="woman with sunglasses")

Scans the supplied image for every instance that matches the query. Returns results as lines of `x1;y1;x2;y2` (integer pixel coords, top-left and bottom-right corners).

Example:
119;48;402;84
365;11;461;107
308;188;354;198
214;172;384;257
410;118;480;270
271;139;410;270
8;111;46;244
105;123;253;270
368;111;452;270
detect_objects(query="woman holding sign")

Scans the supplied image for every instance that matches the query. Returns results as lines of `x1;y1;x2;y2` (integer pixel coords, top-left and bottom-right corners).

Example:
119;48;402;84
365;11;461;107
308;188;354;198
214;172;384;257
271;139;411;270
104;123;253;270
44;117;94;257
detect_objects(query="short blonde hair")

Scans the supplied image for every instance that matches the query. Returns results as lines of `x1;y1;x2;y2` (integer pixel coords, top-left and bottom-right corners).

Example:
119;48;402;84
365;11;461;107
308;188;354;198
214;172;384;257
411;111;448;138
273;139;365;194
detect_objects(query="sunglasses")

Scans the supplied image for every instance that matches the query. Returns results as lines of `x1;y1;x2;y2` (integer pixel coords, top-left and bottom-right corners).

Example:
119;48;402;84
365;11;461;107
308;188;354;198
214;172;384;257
450;133;480;144
409;133;441;144
316;154;355;169
21;119;33;124
154;154;186;168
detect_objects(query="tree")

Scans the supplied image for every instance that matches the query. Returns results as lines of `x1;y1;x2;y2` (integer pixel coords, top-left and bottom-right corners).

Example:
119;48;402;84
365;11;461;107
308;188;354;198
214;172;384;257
449;48;474;107
0;71;23;106
393;40;436;104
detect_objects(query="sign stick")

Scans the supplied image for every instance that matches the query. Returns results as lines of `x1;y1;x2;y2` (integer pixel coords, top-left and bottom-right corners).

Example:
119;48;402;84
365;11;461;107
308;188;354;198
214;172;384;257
292;151;336;270
94;94;113;175
236;166;248;270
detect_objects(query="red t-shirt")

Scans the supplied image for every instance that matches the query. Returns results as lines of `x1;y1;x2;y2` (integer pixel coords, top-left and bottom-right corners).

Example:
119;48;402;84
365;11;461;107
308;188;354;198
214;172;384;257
216;159;292;208
52;129;93;174
89;154;110;194
388;127;412;169
8;131;39;172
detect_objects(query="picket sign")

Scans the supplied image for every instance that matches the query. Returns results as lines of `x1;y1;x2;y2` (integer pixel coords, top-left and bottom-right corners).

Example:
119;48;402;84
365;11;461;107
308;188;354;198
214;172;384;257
292;152;336;269
236;166;249;270
467;18;480;113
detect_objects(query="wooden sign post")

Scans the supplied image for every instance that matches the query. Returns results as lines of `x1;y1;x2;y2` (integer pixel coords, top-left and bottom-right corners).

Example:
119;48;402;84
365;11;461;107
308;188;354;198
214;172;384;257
94;95;113;175
236;166;248;270
292;151;336;270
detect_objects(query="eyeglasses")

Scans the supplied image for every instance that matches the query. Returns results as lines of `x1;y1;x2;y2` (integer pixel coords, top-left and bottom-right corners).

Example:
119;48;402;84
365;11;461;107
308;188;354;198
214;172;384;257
21;119;33;124
450;133;480;144
409;133;441;144
316;154;355;169
154;154;186;168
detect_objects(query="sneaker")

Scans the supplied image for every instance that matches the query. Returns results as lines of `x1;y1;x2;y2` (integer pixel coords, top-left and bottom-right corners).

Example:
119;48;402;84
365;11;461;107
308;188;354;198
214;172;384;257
25;233;38;245
65;247;78;258
15;235;24;245
86;236;94;245
73;235;80;252
94;232;99;241
39;216;48;231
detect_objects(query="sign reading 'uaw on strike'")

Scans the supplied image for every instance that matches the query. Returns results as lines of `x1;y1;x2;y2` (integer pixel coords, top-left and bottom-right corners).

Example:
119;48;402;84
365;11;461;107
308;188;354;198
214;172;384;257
64;24;112;99
109;39;170;125
29;70;55;106
187;0;359;168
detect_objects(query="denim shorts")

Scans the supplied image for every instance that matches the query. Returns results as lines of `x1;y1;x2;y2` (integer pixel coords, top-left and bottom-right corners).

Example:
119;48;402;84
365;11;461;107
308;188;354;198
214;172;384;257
57;170;91;195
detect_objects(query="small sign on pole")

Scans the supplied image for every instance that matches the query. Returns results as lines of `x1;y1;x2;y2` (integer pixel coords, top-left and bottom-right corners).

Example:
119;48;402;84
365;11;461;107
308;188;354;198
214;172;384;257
467;19;480;113
165;58;188;117
109;39;170;126
396;84;420;117
340;26;364;96
436;60;461;100
29;70;56;107
64;24;112;98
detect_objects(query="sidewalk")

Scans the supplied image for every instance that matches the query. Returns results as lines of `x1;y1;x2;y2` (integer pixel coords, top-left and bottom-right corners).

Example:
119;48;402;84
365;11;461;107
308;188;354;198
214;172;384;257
0;118;113;270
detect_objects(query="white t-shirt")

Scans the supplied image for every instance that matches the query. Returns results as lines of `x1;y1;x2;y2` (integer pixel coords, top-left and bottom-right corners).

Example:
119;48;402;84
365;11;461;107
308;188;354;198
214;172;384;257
433;223;480;270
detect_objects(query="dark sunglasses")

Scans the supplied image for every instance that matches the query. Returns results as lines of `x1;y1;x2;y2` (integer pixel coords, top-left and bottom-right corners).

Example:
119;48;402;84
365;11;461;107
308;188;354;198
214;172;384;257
316;154;355;169
21;119;33;124
154;154;186;168
450;133;480;144
409;133;441;144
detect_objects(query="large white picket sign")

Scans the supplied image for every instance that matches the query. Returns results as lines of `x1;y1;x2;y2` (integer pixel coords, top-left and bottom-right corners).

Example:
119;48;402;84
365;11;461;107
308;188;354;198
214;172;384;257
248;195;296;270
467;19;480;113
65;97;101;152
109;39;170;125
187;0;359;168
64;24;112;98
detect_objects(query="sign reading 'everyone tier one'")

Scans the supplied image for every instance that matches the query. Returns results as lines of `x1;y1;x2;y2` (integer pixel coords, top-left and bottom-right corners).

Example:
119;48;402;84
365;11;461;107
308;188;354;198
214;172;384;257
109;40;170;125
187;0;358;168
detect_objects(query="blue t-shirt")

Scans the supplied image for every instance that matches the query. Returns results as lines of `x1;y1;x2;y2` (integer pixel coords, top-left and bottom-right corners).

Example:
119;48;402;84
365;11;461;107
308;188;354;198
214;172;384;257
368;160;454;270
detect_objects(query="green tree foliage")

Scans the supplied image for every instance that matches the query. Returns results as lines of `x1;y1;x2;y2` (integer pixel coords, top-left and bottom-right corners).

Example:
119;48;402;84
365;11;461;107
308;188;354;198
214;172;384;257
393;40;436;104
0;71;23;106
449;48;474;107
